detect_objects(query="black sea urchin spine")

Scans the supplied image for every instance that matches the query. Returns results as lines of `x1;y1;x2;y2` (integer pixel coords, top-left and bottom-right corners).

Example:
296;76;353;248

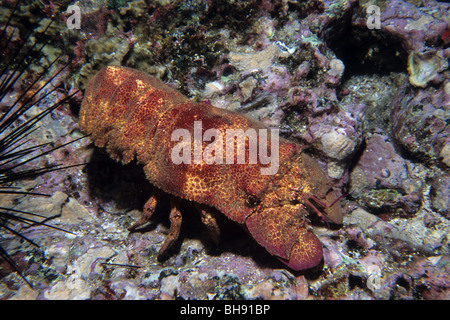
0;0;83;287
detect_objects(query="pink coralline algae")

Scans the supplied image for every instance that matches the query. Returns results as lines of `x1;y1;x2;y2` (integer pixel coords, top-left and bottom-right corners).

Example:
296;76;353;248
378;0;448;52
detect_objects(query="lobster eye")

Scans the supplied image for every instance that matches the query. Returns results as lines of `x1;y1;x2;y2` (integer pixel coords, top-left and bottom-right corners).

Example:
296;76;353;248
246;194;261;207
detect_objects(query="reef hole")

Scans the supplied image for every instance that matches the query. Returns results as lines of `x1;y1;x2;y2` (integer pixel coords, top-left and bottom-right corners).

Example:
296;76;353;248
327;26;407;79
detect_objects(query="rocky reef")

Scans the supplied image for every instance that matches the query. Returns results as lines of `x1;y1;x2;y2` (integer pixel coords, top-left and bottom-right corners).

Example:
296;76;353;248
0;0;448;300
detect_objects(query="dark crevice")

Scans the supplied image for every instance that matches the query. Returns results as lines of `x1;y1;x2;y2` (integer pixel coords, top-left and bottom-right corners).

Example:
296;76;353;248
326;25;407;80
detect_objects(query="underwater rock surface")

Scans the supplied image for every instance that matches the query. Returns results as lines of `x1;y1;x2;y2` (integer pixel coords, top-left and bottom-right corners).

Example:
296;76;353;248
0;0;449;300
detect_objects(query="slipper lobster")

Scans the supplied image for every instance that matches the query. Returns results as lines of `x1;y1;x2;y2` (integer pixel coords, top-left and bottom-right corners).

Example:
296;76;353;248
79;66;343;271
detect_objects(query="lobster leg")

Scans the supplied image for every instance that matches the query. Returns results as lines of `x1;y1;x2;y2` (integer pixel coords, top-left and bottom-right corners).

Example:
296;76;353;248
128;189;162;231
195;203;221;245
158;197;183;258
